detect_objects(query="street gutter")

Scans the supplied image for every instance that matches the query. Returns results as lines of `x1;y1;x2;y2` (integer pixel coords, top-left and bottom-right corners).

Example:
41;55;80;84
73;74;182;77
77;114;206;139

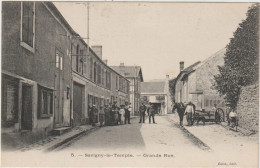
166;115;211;151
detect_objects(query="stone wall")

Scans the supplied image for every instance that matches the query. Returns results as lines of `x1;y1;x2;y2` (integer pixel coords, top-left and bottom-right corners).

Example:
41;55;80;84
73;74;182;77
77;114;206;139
236;84;259;132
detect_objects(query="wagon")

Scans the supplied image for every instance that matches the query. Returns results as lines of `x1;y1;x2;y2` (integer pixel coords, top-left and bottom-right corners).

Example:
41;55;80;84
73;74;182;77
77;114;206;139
192;108;225;125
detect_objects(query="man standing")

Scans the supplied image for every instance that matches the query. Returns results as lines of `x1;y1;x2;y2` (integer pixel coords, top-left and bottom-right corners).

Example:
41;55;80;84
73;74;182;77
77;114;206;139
139;103;147;123
90;105;98;127
185;102;194;126
148;103;156;124
104;104;111;126
124;103;131;124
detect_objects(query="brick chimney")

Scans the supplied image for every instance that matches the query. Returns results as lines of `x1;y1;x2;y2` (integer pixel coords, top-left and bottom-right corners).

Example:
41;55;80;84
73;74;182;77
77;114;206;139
120;63;124;67
166;74;169;79
180;61;184;72
92;45;102;59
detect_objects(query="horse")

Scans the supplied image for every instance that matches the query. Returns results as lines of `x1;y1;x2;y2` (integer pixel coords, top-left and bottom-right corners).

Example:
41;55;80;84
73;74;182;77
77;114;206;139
172;102;186;127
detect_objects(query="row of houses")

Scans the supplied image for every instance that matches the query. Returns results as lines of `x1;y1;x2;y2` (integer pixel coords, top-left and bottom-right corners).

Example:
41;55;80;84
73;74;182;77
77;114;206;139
2;2;142;144
172;48;226;112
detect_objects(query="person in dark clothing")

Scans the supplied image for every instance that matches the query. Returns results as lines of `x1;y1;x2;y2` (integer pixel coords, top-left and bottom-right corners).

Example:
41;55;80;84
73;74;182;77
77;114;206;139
124;103;131;124
90;105;98;127
112;101;119;125
104;104;111;126
147;103;156;124
173;102;185;127
139;103;147;123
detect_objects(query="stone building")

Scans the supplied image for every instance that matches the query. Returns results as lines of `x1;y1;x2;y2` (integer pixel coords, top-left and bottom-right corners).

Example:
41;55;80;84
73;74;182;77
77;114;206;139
140;75;172;115
71;42;130;126
2;2;75;143
1;2;130;148
174;49;226;111
111;64;144;115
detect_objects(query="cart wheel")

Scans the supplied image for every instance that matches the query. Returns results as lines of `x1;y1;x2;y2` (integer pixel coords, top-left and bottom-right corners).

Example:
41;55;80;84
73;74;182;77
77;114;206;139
215;112;221;124
216;108;224;122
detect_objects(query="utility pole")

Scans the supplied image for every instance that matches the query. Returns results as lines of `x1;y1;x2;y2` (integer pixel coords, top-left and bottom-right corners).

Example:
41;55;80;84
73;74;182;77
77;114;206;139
87;2;90;55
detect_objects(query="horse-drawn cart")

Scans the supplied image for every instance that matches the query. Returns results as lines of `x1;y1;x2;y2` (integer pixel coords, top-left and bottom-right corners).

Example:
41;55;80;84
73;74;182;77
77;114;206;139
193;108;225;125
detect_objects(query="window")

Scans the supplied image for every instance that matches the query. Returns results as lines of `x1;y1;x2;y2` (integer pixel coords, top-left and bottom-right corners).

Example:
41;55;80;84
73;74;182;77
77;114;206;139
101;69;105;86
60;57;63;70
76;45;80;72
94;62;97;83
116;76;118;89
90;58;93;80
67;87;70;99
97;64;101;84
80;50;84;75
106;71;111;89
38;86;53;118
56;53;59;68
21;2;35;51
56;51;63;70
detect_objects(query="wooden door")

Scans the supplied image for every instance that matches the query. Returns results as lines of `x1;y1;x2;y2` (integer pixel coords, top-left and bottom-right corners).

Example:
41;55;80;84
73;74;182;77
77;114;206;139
54;50;64;127
21;84;32;130
73;83;83;126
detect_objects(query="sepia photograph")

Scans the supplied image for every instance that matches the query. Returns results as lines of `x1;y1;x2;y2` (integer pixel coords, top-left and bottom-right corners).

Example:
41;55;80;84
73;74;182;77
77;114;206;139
1;1;259;167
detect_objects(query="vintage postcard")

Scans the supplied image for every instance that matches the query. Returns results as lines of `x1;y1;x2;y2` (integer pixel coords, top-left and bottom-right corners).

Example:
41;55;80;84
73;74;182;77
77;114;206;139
1;1;259;167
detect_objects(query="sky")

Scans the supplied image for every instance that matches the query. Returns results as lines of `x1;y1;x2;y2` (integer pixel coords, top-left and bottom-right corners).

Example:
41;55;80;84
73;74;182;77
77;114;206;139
54;2;251;81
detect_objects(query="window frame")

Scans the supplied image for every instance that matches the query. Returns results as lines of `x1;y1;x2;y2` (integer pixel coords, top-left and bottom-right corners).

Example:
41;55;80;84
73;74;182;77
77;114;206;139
38;85;54;118
20;1;35;53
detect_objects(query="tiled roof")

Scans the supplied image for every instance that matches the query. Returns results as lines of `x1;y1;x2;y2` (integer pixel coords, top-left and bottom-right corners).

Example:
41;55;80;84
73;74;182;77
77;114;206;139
111;66;143;81
141;82;166;94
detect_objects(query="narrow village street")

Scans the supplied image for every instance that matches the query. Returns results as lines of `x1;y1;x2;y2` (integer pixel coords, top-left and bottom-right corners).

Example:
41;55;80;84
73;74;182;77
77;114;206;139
49;115;257;167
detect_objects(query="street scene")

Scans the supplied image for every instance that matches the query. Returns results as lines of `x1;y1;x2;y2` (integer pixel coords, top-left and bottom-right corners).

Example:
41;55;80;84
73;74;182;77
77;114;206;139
1;2;259;167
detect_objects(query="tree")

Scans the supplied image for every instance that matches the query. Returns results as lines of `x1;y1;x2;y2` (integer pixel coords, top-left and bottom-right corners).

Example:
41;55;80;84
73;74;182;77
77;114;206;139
214;4;259;109
169;78;176;103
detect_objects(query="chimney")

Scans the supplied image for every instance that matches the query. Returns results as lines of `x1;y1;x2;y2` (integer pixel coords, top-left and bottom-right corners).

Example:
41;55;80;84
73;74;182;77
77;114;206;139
103;59;108;65
166;75;169;79
91;45;102;59
180;61;184;72
120;63;124;67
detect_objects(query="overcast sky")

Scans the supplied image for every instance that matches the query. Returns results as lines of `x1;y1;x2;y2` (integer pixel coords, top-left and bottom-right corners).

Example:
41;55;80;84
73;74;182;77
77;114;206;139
54;2;251;81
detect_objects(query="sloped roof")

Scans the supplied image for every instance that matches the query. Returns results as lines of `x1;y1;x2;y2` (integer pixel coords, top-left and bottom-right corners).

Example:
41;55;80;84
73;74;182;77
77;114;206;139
141;82;166;94
182;61;201;72
111;66;143;81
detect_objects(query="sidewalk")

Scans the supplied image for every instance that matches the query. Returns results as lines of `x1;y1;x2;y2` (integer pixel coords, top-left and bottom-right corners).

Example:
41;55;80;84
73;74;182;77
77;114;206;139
20;125;99;152
167;113;258;153
19;116;138;152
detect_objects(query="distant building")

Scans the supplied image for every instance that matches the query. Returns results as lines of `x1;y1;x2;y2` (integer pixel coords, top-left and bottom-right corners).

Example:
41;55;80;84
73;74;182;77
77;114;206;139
174;49;226;111
140;75;172;115
111;64;144;115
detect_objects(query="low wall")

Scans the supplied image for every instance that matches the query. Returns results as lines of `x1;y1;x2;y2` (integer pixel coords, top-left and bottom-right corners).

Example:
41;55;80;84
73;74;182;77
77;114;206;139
236;84;259;133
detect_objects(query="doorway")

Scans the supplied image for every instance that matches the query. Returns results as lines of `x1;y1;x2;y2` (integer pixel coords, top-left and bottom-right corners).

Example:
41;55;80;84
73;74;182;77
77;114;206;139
73;83;84;126
54;50;64;127
21;84;32;130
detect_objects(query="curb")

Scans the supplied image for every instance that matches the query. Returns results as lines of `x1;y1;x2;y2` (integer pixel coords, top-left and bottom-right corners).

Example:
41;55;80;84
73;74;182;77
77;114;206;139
45;126;99;152
219;122;256;136
166;115;211;151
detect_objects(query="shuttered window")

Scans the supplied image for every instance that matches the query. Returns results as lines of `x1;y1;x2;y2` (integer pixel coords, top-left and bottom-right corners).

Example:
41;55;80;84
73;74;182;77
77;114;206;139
21;2;35;50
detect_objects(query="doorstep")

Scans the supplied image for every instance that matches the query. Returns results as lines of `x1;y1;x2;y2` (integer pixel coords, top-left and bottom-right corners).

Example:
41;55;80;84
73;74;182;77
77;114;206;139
52;127;72;136
19;124;99;152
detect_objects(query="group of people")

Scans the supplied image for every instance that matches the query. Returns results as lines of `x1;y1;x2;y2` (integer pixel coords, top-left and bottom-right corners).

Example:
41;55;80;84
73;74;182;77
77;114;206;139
172;101;196;127
173;101;238;128
139;102;157;124
89;101;132;127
